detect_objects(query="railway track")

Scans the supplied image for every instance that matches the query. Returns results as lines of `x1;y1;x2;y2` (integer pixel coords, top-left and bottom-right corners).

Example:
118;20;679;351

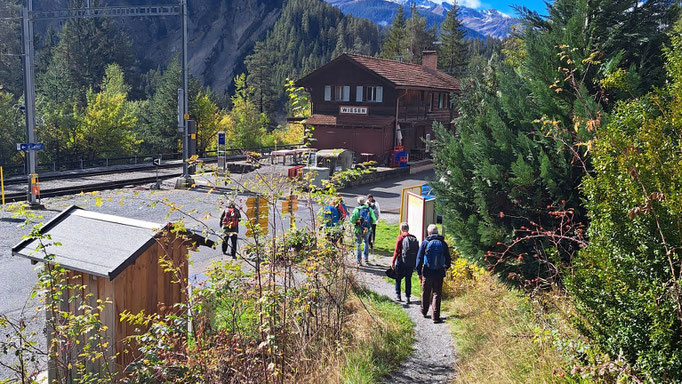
2;170;183;203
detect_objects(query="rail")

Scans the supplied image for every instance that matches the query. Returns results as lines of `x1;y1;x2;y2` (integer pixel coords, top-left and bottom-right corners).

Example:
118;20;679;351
0;144;300;179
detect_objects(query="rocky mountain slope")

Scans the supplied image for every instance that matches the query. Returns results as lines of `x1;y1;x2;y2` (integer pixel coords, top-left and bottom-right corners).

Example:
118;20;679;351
325;0;518;38
34;0;285;93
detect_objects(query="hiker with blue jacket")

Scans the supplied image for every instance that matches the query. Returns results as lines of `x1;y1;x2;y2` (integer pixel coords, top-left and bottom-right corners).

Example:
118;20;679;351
350;196;377;266
322;196;348;244
416;224;451;323
392;222;419;304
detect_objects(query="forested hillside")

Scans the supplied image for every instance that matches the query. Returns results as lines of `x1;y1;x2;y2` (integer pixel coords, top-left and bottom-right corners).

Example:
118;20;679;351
244;0;381;117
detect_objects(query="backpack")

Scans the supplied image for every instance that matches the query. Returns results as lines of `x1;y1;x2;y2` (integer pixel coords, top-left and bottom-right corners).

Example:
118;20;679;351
358;206;372;232
424;238;446;270
323;205;339;227
222;208;239;228
337;203;348;220
401;235;419;267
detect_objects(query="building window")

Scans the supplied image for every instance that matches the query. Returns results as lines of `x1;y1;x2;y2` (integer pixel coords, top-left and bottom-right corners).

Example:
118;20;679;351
334;86;344;101
330;85;350;102
438;92;445;109
364;86;383;102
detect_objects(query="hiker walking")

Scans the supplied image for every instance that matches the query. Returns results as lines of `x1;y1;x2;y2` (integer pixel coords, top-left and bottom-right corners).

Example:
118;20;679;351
416;224;451;322
323;196;348;244
392;222;419;304
220;201;241;259
367;194;381;249
350;196;376;266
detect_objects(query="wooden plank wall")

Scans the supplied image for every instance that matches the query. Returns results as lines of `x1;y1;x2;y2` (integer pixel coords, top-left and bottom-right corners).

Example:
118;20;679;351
114;233;189;369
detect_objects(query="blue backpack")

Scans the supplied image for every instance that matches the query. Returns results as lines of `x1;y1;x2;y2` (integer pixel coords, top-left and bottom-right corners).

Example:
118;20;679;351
424;239;445;270
358;206;372;232
323;205;339;227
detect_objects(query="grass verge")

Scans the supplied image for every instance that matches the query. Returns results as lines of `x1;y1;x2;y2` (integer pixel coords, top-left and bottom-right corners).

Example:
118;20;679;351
341;288;414;384
444;260;585;383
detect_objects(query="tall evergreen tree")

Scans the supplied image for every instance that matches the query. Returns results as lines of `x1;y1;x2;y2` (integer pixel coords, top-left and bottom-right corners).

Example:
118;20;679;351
432;0;678;285
380;5;407;60
245;41;276;117
438;1;467;75
405;3;436;64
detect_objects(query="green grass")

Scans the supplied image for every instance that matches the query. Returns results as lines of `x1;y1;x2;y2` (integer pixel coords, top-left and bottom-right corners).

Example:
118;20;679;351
373;221;400;256
374;221;422;297
341;289;414;384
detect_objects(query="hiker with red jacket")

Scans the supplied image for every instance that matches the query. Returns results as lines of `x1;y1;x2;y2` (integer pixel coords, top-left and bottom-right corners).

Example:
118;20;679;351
391;222;419;304
416;224;451;323
220;201;241;259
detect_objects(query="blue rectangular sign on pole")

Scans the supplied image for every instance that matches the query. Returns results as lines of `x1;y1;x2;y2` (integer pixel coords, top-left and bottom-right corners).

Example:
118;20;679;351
16;143;44;151
217;132;225;146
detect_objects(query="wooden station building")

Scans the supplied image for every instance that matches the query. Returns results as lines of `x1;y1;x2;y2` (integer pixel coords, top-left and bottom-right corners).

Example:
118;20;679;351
296;51;459;164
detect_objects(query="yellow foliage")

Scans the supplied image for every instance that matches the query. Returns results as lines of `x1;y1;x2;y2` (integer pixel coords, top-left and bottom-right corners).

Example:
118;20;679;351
443;256;485;298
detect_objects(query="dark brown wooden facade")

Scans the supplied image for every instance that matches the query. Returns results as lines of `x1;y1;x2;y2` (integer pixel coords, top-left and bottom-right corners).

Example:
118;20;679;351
296;52;459;164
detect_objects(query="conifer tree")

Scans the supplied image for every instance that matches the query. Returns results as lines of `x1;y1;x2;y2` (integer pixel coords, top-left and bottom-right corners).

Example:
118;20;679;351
380;5;407;60
245;41;276;117
431;0;677;284
438;1;467;75
405;3;436;63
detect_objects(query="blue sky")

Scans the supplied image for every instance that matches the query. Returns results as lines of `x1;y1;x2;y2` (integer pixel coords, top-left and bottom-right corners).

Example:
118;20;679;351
456;0;550;16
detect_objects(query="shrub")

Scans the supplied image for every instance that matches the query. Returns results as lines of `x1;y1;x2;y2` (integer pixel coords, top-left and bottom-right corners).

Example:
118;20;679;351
567;20;682;381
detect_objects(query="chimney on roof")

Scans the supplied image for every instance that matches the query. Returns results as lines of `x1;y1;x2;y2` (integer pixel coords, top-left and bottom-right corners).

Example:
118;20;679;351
421;50;438;71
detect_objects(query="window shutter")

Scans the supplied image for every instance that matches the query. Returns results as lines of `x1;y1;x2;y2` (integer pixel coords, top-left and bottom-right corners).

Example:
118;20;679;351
356;86;363;102
376;86;383;102
324;85;331;101
343;86;350;102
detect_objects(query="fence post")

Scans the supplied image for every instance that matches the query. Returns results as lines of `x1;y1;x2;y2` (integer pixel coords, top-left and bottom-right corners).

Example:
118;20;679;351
80;159;83;169
106;158;109;167
52;162;56;172
134;156;137;165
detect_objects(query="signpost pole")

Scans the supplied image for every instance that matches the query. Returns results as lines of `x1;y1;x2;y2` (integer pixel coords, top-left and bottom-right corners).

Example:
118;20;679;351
21;0;39;207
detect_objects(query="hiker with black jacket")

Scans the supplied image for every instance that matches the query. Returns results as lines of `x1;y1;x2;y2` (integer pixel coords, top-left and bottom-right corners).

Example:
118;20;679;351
220;201;241;259
416;224;451;323
392;222;419;304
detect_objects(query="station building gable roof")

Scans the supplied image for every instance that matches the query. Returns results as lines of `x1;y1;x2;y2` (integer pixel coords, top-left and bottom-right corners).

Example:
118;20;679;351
12;206;212;280
297;53;460;92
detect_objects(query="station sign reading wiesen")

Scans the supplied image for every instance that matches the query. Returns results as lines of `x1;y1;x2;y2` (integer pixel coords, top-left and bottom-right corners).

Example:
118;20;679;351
339;106;368;115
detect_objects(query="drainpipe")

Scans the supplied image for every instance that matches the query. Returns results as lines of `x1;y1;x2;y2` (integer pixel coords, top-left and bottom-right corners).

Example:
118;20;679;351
395;89;407;148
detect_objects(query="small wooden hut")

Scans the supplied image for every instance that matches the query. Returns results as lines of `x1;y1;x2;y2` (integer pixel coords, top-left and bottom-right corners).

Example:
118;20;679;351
11;205;213;379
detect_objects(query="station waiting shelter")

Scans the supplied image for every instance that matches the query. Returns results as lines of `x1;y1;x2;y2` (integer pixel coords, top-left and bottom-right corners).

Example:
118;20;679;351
12;205;214;379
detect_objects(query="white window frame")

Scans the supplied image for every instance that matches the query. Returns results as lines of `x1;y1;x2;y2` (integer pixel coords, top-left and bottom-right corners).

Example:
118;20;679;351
324;85;331;101
364;86;383;103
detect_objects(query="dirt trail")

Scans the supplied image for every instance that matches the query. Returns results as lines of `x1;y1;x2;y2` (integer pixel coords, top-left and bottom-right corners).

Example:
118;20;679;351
357;254;456;384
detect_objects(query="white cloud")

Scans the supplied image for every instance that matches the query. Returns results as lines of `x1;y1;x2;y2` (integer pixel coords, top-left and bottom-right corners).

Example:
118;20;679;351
458;0;483;8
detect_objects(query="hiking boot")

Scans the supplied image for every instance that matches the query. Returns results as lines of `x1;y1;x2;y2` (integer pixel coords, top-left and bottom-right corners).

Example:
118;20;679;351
406;297;411;305
396;294;402;302
422;312;429;319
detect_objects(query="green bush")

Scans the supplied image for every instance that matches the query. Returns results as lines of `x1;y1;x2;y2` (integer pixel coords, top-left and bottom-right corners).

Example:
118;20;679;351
567;21;682;381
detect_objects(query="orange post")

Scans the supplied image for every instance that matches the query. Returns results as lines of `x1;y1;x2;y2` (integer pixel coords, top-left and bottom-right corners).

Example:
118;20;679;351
0;166;4;205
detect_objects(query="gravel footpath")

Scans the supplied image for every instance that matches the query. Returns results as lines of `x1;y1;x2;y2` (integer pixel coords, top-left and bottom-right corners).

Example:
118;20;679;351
357;254;456;384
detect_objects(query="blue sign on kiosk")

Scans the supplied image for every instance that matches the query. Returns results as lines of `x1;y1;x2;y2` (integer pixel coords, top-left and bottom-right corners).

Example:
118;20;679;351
16;143;45;151
217;132;225;146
